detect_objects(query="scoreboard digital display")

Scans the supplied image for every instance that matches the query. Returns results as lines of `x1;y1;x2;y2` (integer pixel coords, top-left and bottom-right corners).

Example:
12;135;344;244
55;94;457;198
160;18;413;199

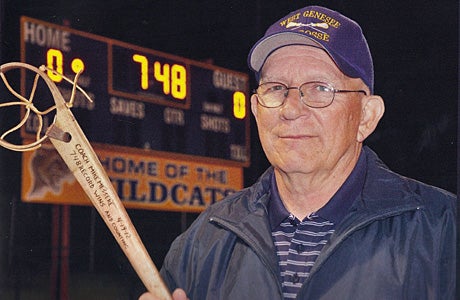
20;16;250;166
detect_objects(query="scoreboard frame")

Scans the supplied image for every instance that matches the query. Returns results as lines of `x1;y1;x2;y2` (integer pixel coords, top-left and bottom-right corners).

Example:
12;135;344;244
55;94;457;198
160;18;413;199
19;16;251;168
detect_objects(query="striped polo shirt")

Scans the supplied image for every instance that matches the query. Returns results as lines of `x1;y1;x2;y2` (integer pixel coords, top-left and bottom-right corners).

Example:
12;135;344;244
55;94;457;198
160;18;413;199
268;152;366;299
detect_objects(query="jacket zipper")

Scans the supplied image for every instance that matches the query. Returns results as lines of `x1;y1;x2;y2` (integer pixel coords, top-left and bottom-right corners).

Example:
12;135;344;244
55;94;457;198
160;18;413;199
299;204;422;294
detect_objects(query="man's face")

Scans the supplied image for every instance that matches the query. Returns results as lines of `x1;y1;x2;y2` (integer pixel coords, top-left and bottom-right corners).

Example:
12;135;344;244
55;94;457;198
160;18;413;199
251;45;367;177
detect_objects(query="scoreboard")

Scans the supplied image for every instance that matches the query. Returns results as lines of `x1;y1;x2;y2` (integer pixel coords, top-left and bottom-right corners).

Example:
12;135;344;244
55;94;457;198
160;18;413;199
18;16;250;212
20;16;250;166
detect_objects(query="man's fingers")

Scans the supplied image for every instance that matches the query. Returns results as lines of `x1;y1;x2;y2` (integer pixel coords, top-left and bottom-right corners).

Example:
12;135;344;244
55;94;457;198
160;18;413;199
172;289;188;300
139;289;187;300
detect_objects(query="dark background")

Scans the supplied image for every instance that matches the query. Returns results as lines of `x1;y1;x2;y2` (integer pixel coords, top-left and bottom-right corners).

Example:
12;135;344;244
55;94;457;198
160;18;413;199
0;0;457;299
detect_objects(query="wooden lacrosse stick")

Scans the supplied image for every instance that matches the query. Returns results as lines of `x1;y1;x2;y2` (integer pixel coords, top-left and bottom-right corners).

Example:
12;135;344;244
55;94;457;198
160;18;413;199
0;62;172;300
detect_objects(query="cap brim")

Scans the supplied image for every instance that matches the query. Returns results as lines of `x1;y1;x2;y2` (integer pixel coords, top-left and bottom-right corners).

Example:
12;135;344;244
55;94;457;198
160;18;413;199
248;32;322;73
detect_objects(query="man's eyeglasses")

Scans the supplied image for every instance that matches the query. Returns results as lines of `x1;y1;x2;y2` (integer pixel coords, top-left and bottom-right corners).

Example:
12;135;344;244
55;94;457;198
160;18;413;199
253;81;367;108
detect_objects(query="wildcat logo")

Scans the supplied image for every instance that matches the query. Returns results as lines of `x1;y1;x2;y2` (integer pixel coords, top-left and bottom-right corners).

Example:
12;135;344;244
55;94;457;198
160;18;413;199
27;145;75;198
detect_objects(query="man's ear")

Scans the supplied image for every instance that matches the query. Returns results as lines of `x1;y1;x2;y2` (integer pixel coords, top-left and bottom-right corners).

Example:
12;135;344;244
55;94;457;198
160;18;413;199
357;95;385;142
250;94;259;119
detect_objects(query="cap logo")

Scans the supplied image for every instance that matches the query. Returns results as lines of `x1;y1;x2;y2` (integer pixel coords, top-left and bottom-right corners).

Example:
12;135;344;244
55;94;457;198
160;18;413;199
286;22;329;29
279;9;342;42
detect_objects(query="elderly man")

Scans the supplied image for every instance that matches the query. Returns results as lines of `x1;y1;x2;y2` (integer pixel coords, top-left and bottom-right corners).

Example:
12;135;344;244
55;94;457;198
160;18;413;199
141;5;456;300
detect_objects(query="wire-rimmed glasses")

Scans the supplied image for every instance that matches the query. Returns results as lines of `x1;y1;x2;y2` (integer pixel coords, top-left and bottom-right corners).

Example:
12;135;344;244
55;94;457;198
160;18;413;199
254;81;367;108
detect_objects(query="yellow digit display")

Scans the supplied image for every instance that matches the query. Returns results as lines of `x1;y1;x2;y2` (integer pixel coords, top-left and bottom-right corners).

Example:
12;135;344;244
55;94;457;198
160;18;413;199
71;58;85;74
132;54;148;90
154;61;171;95
171;64;186;100
46;48;63;82
132;53;187;101
46;49;85;82
233;91;246;119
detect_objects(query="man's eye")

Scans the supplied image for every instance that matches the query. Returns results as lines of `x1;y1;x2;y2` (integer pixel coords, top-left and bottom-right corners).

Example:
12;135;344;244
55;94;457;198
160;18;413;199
267;84;284;91
315;84;332;92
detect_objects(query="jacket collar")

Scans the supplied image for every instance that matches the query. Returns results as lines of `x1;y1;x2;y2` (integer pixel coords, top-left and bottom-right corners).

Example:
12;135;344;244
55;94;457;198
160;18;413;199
213;146;423;224
353;146;424;211
267;150;367;229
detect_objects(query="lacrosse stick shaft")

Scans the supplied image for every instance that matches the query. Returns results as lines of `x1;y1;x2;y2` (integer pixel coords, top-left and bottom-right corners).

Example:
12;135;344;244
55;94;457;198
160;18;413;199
49;109;171;299
48;109;171;300
48;96;171;300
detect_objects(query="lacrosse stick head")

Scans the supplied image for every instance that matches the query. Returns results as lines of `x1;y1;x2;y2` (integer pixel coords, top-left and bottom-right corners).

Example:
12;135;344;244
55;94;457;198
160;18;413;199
0;62;90;151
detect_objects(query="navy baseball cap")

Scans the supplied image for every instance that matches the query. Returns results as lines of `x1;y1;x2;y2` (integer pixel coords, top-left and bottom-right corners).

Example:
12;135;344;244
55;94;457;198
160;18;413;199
248;6;374;93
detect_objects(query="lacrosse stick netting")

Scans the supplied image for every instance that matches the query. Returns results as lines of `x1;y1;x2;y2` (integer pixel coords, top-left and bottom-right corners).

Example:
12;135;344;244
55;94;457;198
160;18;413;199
0;62;171;300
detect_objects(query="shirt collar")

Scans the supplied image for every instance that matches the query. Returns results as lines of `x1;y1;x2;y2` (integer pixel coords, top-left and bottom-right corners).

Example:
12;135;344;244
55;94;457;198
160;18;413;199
268;151;367;230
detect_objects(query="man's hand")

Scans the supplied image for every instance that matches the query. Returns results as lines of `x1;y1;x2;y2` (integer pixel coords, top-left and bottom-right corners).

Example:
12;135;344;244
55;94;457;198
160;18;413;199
139;288;188;300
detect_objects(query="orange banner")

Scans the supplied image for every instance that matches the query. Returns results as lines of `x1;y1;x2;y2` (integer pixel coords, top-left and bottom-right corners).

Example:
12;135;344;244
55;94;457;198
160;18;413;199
22;143;243;213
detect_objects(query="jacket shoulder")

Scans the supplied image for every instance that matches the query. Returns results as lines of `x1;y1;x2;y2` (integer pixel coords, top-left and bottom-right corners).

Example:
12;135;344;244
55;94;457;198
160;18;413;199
363;146;456;214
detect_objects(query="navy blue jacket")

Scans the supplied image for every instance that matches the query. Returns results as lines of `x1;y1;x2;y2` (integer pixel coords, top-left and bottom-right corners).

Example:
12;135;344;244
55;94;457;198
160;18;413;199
159;147;456;299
